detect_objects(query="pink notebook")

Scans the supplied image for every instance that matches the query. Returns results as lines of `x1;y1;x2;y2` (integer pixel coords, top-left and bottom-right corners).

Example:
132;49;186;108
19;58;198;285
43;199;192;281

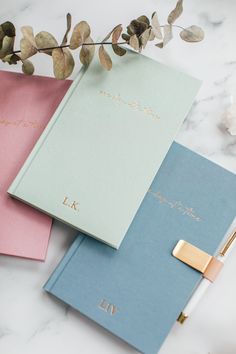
0;70;71;260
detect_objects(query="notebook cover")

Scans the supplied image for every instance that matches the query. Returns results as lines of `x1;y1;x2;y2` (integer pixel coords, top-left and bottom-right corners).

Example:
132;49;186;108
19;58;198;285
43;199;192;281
44;142;236;353
8;50;201;249
0;70;71;260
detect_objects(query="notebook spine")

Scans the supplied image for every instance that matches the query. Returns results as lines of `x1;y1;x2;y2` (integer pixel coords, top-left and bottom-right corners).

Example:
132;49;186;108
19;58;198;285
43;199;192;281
44;234;85;291
8;66;88;195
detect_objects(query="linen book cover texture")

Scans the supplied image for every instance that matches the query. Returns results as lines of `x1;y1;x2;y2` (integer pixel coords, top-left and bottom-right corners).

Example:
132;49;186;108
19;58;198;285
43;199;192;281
0;71;71;260
8;50;201;248
44;142;236;353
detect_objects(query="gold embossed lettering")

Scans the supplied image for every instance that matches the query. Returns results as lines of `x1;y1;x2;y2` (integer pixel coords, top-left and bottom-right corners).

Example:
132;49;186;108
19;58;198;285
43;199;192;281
98;299;118;316
0;118;41;128
71;201;78;210
62;196;79;212
148;189;202;222
99;90;160;121
63;196;69;206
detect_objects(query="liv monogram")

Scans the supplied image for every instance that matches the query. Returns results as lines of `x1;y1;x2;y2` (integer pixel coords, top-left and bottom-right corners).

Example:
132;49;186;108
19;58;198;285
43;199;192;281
98;299;118;316
62;196;79;212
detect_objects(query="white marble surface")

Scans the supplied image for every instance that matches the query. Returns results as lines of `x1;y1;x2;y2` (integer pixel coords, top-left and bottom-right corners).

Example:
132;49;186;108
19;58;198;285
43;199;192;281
1;0;236;353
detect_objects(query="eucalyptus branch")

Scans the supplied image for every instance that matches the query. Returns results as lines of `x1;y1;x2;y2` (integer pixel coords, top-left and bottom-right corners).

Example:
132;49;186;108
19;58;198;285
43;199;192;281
12;41;128;55
0;0;204;79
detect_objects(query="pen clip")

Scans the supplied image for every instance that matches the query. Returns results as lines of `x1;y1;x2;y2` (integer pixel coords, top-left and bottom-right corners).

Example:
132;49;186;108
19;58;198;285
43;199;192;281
172;240;224;282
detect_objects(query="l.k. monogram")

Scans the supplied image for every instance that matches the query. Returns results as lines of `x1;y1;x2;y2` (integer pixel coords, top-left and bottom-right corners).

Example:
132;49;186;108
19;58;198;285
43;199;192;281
98;299;118;316
62;196;79;212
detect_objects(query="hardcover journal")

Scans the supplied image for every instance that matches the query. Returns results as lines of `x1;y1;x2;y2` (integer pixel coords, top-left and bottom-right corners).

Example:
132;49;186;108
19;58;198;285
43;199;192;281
0;71;71;260
44;142;236;354
8;51;201;248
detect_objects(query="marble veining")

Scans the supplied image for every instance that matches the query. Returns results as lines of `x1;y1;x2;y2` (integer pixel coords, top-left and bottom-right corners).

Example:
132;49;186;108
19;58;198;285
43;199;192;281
0;1;236;353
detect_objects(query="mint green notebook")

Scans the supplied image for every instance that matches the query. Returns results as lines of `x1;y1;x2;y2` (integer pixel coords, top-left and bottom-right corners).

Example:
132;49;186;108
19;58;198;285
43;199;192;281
8;50;201;248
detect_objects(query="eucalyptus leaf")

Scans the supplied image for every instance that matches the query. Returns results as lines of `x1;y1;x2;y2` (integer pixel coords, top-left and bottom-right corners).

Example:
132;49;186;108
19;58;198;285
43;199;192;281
20;38;37;60
2;53;20;64
155;42;163;48
102;24;122;43
112;25;122;44
35;31;58;55
21;26;37;47
148;29;156;41
137;15;150;26
167;0;183;24
1;21;15;37
127;20;148;37
52;47;75;79
0;26;5;50
112;44;126;56
0;36;14;59
22;59;34;75
156;25;172;48
61;48;75;78
111;25;126;56
69;21;90;49
151;12;162;40
129;34;140;51
61;13;72;46
140;28;151;49
52;48;64;79
180;25;204;42
121;33;130;42
79;36;95;65
98;45;112;70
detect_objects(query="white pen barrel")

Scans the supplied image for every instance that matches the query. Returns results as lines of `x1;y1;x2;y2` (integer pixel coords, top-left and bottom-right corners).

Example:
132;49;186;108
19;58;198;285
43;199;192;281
183;278;211;316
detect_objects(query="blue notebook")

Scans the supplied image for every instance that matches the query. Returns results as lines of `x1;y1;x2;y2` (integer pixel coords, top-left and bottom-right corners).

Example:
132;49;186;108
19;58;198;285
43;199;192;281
44;142;236;354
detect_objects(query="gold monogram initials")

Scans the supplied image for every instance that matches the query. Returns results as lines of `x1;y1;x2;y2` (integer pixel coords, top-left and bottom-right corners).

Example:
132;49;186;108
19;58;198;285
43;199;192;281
98;299;118;315
62;196;79;212
71;201;78;210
